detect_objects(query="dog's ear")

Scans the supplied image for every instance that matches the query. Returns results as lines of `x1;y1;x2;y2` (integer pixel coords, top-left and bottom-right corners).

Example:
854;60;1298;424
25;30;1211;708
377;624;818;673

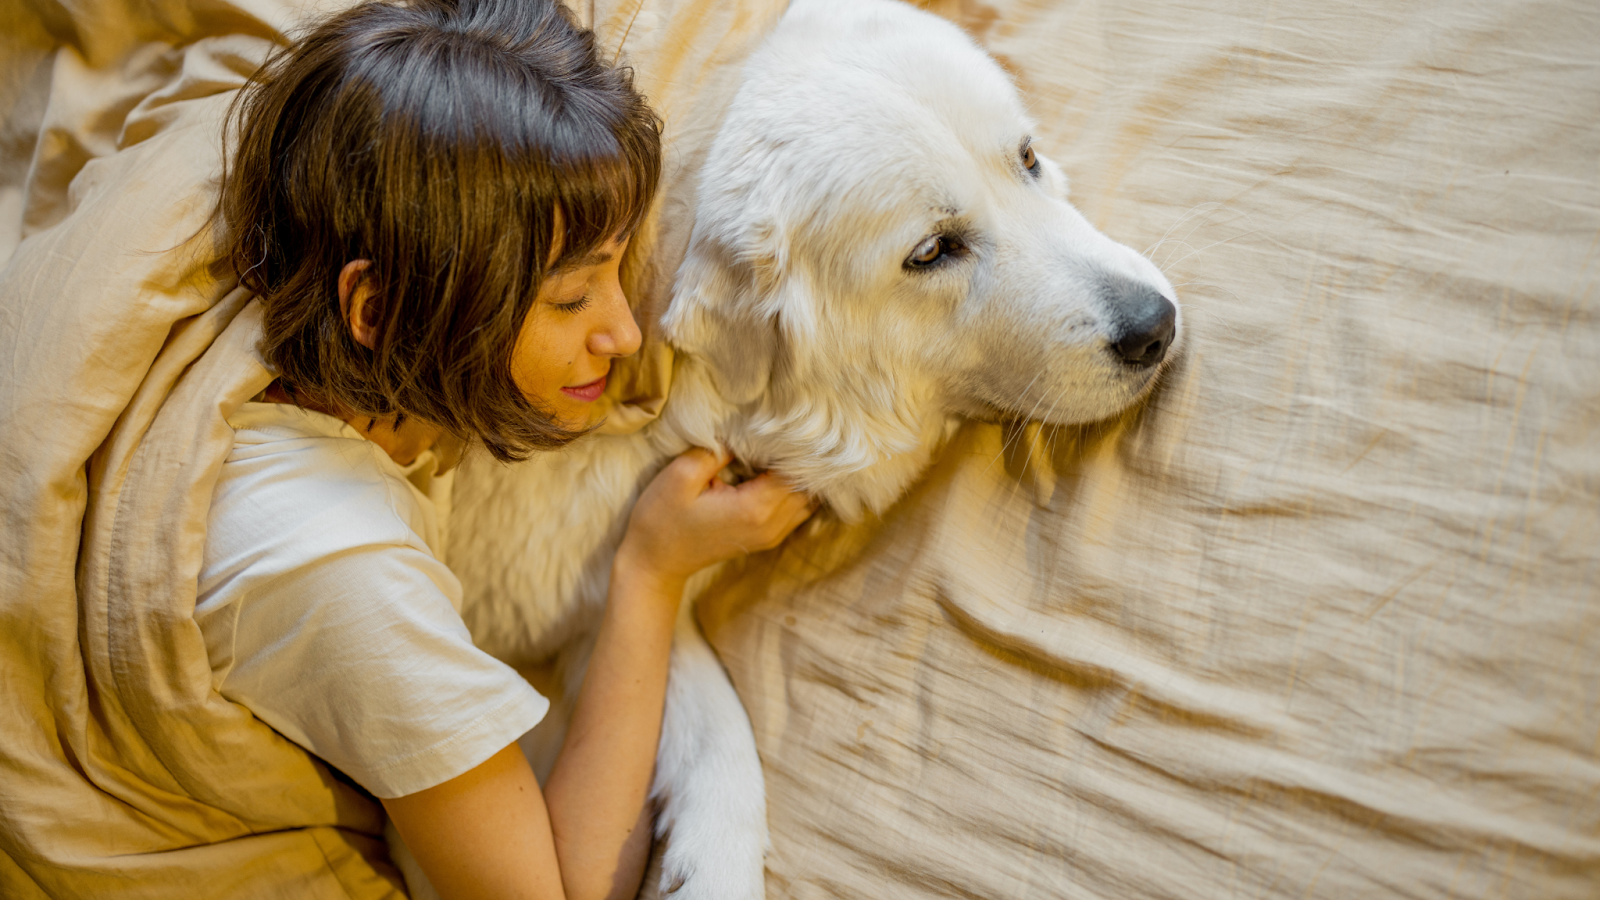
664;238;774;404
664;228;818;405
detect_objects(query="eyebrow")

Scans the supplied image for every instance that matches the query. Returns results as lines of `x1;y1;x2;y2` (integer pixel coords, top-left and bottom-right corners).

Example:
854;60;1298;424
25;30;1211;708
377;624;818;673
551;249;614;273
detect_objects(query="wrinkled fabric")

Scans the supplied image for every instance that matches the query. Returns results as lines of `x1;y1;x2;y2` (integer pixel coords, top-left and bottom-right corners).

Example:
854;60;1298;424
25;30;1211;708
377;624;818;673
0;2;406;896
2;0;1596;898
695;1;1600;898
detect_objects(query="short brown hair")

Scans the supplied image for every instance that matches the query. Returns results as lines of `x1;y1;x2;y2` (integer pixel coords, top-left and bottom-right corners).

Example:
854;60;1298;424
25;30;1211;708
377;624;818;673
219;0;661;460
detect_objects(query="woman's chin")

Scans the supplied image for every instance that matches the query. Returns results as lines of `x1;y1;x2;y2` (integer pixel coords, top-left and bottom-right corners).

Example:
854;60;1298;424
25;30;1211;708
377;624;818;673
554;399;607;434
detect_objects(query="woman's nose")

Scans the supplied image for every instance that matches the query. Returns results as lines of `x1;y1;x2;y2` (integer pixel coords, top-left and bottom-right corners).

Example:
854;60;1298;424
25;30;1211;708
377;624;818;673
588;280;642;358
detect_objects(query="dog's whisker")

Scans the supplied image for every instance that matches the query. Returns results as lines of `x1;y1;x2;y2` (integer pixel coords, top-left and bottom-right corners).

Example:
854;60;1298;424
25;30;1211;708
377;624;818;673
1036;389;1068;465
1169;300;1244;341
981;370;1051;479
1170;280;1246;304
1143;202;1225;257
986;426;1029;482
1167;279;1249;339
1030;399;1072;490
1155;213;1224;268
1147;239;1203;269
1150;204;1255;270
1161;227;1262;271
1147;202;1243;265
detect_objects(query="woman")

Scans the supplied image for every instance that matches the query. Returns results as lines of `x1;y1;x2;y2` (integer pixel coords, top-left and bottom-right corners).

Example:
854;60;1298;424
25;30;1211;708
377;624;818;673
204;1;811;897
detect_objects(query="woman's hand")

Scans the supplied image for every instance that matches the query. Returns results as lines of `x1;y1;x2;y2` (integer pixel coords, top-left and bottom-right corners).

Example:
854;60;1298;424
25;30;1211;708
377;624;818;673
616;447;814;592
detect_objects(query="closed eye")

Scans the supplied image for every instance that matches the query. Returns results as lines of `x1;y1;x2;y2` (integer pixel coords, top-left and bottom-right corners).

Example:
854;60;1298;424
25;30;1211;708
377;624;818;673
555;295;592;313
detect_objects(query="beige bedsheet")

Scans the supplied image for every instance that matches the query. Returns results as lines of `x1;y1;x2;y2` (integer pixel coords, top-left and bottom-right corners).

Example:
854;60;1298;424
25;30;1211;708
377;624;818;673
2;0;1595;897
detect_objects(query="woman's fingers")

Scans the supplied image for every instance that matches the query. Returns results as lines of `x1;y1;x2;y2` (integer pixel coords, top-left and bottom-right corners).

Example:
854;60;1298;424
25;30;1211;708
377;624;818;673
731;472;814;549
662;445;731;495
620;448;815;583
735;472;799;513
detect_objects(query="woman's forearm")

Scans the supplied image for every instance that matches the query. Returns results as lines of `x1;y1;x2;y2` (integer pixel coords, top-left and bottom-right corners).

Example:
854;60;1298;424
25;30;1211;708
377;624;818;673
542;555;683;900
540;448;811;899
381;557;684;900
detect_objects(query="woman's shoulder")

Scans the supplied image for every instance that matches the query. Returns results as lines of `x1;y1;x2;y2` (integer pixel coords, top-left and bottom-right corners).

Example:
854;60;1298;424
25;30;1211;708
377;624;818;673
200;402;442;593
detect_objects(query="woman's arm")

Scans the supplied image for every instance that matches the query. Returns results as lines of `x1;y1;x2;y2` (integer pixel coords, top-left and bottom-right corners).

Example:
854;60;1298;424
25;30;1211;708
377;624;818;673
382;568;669;900
385;448;813;900
382;743;562;900
538;556;681;898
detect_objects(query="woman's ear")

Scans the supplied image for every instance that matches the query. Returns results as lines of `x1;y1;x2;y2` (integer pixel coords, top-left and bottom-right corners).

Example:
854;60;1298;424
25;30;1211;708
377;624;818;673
338;259;378;348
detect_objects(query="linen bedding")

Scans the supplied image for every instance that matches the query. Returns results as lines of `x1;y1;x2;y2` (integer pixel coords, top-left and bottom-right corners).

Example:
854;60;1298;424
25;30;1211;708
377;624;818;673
1;0;1594;897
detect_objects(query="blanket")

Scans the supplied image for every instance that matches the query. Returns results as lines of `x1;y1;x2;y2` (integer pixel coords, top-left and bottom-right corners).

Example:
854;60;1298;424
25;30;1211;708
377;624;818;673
1;0;1595;897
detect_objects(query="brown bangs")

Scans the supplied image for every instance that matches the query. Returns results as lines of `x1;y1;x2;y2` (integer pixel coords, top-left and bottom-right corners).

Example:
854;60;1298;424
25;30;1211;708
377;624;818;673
539;105;659;273
218;0;662;462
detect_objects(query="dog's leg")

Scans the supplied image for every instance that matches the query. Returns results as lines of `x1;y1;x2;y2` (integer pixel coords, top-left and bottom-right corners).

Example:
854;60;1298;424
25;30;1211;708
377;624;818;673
651;601;769;900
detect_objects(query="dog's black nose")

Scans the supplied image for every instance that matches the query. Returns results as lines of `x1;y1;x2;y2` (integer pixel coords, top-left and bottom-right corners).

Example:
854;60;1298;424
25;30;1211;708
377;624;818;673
1110;287;1177;368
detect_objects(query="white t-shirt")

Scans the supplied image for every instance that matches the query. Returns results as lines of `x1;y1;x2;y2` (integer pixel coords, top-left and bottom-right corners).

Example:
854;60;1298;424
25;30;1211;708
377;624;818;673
195;402;547;799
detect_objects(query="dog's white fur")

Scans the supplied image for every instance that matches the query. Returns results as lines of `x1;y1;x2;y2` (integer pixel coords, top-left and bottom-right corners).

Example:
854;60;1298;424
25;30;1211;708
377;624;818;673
408;1;1180;897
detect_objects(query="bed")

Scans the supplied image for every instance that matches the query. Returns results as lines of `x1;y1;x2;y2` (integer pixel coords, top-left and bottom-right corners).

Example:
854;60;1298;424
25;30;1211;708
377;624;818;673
1;0;1595;896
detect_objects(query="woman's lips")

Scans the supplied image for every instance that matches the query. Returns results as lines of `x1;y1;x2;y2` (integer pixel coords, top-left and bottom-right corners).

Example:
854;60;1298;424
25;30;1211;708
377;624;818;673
560;375;607;403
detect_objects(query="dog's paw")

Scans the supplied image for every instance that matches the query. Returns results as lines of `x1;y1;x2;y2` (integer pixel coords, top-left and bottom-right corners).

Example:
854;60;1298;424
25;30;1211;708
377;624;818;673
655;827;766;900
652;780;768;900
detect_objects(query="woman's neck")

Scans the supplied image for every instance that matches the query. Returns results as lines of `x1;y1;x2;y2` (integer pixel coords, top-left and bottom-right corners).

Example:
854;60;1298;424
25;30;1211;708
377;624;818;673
262;381;443;467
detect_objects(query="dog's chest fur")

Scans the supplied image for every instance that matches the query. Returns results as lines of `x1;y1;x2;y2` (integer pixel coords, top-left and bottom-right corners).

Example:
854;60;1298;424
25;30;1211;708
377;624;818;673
447;424;663;666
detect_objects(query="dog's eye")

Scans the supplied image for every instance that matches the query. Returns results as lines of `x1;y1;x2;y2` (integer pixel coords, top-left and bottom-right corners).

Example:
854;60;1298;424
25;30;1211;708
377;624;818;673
906;235;952;268
1021;142;1039;174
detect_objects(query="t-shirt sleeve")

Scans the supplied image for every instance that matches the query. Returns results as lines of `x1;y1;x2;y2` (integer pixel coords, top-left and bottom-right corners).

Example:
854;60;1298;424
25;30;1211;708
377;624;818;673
213;542;548;799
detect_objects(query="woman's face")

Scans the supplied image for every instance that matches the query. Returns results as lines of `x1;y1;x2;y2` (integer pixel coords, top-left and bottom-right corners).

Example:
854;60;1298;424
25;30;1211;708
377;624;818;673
511;235;641;430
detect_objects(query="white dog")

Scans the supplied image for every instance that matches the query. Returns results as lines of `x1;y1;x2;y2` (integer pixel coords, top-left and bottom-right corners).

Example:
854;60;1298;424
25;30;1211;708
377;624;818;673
429;0;1180;897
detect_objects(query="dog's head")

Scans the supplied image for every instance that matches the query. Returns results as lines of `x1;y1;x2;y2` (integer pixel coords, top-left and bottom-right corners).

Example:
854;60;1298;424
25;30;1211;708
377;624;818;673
662;0;1180;519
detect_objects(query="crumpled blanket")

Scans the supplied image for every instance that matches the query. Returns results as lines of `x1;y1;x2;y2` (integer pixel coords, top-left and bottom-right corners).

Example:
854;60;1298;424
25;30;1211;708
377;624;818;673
2;0;1596;898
